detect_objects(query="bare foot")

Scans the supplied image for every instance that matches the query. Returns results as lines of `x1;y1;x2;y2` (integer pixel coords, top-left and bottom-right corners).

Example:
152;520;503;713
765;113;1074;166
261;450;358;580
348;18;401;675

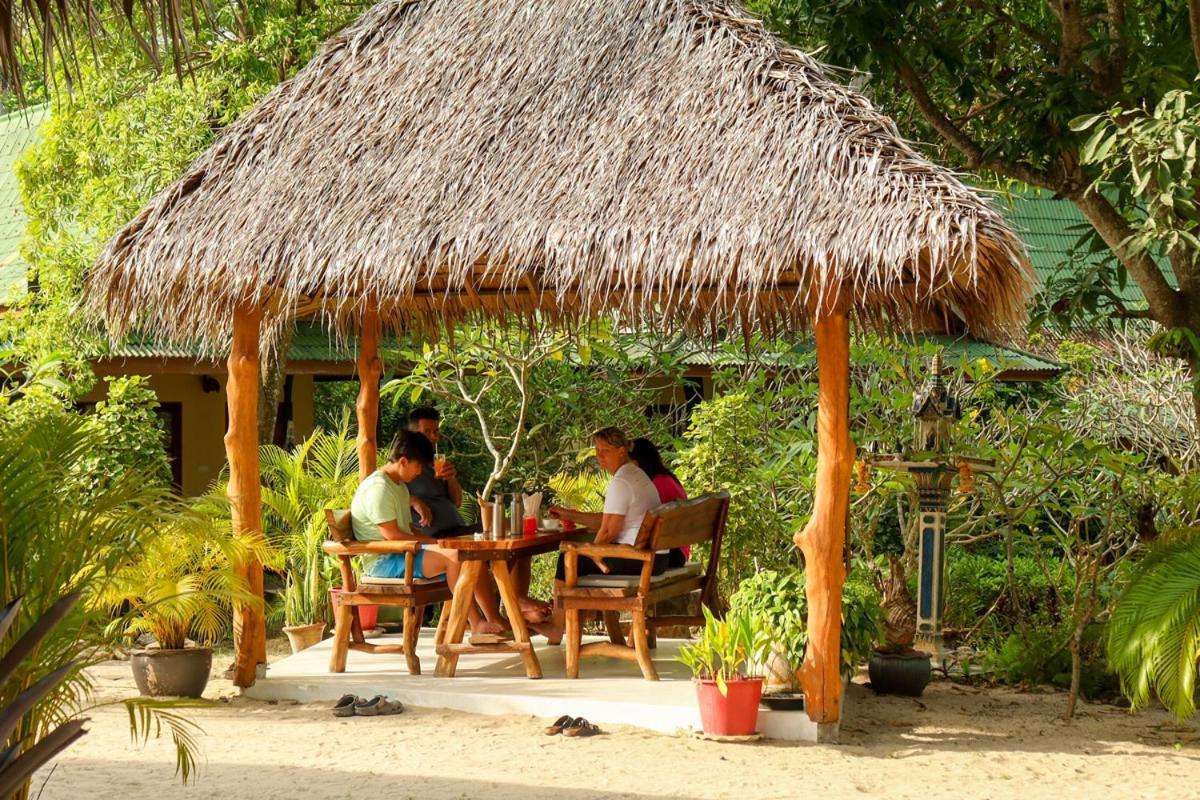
531;618;564;645
471;619;506;636
519;597;552;623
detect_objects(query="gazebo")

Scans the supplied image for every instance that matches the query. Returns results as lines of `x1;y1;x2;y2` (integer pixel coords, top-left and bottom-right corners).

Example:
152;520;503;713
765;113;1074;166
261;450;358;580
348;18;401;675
86;0;1032;727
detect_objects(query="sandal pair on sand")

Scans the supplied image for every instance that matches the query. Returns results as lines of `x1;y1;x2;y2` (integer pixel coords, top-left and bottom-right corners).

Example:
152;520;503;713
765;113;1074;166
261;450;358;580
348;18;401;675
333;694;404;717
544;715;600;737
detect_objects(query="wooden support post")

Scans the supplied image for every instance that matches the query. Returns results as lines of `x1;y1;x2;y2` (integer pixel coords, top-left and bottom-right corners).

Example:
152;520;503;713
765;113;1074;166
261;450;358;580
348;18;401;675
795;307;854;725
226;303;267;688
356;302;382;481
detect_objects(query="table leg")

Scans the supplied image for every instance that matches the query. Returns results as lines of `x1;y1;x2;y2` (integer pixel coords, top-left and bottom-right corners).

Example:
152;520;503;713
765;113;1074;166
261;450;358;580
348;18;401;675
434;560;483;677
492;559;543;679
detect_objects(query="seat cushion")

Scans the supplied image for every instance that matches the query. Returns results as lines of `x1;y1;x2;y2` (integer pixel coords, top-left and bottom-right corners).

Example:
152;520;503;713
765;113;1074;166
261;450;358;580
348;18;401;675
359;575;446;587
575;560;702;589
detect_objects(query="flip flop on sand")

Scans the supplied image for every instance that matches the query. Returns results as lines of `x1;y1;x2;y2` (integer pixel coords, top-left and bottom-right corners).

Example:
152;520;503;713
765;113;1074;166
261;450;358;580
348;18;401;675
544;715;573;735
563;718;600;737
354;695;404;716
332;694;359;717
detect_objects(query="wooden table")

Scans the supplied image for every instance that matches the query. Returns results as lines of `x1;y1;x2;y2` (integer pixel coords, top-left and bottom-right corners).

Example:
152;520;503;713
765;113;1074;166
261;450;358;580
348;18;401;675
431;528;588;679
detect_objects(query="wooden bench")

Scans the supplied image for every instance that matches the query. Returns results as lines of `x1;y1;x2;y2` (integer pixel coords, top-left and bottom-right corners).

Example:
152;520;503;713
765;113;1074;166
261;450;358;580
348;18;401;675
556;491;730;680
322;509;453;675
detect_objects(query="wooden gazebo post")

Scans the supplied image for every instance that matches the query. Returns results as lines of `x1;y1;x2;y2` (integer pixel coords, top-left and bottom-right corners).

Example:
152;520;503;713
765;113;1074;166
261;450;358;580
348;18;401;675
796;304;854;731
226;302;267;688
356;301;382;480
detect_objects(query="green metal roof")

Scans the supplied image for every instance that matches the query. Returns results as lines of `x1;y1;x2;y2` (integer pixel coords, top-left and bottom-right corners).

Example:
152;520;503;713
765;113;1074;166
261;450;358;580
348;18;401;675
0;104;47;305
997;187;1175;307
624;333;1061;377
108;321;373;363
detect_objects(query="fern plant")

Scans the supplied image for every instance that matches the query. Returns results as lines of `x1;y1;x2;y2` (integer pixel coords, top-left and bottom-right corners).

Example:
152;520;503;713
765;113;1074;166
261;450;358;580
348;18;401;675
1107;531;1200;720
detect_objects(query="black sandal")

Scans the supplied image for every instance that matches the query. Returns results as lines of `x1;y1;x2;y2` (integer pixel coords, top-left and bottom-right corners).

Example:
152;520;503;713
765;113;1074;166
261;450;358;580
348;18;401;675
544;714;572;735
563;717;600;737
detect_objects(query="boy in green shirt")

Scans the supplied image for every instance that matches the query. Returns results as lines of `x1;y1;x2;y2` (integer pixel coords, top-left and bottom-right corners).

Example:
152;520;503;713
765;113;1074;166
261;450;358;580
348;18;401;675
350;430;505;636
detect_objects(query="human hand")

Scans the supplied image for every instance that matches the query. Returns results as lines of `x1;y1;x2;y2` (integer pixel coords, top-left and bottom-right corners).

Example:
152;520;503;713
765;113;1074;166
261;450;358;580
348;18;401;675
411;497;433;527
434;458;456;480
548;505;570;519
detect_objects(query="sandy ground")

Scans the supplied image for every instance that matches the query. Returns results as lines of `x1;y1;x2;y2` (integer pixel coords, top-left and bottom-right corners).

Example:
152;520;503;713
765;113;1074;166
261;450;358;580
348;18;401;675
31;647;1200;800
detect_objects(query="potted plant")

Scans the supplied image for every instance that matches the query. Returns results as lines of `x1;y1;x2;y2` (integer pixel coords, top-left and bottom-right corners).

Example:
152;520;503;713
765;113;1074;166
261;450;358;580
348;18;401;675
103;514;274;698
678;607;771;737
729;565;884;710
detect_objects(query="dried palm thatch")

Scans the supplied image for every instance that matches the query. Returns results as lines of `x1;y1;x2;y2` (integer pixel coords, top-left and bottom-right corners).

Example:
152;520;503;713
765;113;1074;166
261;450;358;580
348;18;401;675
87;0;1033;350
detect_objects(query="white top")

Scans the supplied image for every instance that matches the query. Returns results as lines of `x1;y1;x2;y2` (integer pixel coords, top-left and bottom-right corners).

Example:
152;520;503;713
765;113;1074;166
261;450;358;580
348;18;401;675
604;462;663;547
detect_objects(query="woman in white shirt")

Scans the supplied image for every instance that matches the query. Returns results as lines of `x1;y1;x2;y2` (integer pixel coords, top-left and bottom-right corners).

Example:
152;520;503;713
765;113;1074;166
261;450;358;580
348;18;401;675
549;426;678;580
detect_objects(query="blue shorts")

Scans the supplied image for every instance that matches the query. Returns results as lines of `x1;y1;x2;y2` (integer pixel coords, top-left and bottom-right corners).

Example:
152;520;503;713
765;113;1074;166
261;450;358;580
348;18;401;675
365;550;425;580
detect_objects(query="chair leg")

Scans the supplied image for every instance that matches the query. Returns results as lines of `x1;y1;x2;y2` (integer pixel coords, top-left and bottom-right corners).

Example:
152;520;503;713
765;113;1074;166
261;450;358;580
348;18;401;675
329;603;353;673
603;611;624;645
631;610;658;681
565;608;581;679
403;606;421;675
350;606;366;644
434;601;450;646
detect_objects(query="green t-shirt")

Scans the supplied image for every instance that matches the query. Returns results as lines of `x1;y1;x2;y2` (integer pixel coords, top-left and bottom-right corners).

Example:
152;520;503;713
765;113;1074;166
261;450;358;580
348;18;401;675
350;469;413;572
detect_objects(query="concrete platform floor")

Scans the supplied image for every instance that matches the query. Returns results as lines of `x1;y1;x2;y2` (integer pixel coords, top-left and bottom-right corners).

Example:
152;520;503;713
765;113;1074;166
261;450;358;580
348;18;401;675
245;629;825;741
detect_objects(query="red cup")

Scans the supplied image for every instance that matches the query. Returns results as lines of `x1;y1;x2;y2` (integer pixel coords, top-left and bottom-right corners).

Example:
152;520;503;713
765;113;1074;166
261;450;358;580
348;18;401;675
562;518;575;531
523;517;538;537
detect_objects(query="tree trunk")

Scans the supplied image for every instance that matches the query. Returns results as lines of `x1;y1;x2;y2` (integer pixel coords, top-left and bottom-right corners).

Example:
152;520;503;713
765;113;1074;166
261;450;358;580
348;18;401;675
257;321;296;446
356;302;382;481
796;308;854;725
226;304;266;688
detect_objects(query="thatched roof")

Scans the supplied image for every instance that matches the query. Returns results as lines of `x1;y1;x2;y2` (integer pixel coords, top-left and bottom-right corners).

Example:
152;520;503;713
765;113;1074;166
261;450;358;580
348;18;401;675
87;0;1033;347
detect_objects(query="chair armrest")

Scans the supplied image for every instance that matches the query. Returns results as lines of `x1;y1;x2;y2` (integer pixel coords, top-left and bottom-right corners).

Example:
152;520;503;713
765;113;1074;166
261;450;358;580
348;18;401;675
559;542;654;562
322;540;423;556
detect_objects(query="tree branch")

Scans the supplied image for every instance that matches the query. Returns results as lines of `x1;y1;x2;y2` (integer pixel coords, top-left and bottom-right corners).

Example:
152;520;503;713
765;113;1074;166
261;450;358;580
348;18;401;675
887;44;1059;190
1058;0;1086;73
1071;190;1186;326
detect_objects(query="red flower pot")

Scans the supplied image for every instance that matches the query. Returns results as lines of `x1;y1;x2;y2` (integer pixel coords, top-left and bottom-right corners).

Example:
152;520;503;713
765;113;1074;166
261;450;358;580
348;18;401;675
330;588;378;630
695;677;764;737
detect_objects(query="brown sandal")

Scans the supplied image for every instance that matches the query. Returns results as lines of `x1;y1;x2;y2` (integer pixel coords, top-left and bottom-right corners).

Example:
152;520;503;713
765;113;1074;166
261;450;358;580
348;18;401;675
544;714;572;735
563;717;600;737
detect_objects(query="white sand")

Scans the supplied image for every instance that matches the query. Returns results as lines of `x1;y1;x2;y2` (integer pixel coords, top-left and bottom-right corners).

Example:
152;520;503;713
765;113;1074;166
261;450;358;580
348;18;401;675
32;655;1200;800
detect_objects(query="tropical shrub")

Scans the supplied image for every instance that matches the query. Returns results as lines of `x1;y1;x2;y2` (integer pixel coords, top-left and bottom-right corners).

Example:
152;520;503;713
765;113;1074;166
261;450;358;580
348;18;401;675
729;565;885;682
0;367;203;798
259;422;359;627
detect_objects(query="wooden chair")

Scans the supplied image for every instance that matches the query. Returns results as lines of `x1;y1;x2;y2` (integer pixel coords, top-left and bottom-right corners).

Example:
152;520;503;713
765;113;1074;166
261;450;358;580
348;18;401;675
322;509;453;675
557;491;730;680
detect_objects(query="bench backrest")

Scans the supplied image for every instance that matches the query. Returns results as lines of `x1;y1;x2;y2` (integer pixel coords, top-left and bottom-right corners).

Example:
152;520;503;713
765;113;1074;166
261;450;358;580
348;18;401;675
325;508;353;543
634;491;730;553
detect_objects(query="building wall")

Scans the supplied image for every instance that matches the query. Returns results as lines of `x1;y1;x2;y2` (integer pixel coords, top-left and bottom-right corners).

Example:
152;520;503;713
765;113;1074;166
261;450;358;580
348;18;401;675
84;370;319;497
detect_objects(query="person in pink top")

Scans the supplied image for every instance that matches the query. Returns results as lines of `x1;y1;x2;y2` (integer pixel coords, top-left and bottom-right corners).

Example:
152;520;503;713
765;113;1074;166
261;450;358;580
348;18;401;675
631;438;690;562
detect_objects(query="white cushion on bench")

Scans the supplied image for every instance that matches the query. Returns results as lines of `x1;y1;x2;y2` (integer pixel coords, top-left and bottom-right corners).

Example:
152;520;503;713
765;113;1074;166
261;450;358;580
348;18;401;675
359;575;446;586
576;560;703;589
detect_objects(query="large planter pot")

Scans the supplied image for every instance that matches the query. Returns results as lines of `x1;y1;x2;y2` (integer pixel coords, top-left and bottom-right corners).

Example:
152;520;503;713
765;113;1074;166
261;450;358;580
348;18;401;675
282;622;325;653
131;647;212;698
695;677;764;737
330;588;378;630
868;650;932;697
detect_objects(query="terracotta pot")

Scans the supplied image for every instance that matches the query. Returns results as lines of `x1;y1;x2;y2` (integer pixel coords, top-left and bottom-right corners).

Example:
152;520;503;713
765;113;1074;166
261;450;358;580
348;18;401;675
282;622;325;653
695;677;763;737
330;588;378;630
868;650;932;697
130;647;212;698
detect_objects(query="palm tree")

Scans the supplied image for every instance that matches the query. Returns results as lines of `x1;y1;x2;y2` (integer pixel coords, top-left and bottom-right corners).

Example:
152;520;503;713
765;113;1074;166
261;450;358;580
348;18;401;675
1107;531;1200;721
